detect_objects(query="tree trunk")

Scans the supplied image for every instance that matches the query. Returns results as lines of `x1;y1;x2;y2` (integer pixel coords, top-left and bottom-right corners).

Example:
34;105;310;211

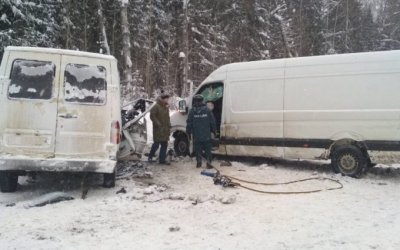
97;0;110;55
65;0;71;49
83;0;88;50
120;1;133;91
145;0;153;96
182;1;190;97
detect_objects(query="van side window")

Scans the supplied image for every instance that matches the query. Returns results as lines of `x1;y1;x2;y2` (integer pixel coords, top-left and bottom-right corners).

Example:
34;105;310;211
64;64;107;105
8;59;55;100
198;83;224;102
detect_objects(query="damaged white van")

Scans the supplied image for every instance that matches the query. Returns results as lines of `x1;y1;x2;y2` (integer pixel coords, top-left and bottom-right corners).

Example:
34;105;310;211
172;50;400;177
0;47;122;192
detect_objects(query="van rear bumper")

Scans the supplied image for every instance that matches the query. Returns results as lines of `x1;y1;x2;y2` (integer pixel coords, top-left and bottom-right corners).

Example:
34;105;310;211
0;156;116;174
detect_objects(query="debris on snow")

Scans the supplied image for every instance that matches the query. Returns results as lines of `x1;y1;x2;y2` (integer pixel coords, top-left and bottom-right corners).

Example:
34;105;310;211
116;188;127;194
168;193;186;200
220;161;232;167
143;186;157;195
169;226;181;232
116;162;153;180
20;192;74;208
155;185;167;192
219;195;236;205
144;195;164;203
130;193;145;201
140;172;154;179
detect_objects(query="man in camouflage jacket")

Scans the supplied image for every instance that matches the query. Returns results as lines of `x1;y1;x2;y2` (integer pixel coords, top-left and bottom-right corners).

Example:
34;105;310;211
148;92;171;164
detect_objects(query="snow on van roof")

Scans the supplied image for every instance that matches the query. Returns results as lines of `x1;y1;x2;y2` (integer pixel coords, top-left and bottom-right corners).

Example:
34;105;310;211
5;46;117;61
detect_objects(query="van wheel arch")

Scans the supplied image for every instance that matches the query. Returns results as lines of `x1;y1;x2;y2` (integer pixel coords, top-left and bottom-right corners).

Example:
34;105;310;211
329;139;369;158
173;131;190;156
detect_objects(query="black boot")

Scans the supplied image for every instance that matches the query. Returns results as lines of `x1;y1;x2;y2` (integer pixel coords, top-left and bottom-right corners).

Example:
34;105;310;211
206;163;213;169
196;162;202;168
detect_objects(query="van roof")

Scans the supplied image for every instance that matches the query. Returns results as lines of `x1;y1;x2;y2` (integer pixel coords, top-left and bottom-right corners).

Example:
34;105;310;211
225;50;400;71
5;46;117;61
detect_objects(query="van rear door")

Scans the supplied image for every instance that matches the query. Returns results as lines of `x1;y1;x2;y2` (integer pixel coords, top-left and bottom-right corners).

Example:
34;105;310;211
55;55;111;159
2;52;61;157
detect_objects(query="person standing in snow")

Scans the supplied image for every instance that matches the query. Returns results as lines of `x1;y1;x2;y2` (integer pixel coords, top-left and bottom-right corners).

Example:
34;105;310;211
148;92;171;165
186;95;217;168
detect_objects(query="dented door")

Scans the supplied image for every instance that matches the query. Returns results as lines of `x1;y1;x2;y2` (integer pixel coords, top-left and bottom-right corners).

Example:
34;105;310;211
55;55;111;159
2;52;61;157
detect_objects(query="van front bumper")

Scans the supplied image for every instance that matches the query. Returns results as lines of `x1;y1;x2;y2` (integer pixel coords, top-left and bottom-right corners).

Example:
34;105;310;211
0;156;116;174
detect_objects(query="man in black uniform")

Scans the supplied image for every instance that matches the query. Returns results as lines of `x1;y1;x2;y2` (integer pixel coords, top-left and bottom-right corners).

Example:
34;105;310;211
186;95;217;168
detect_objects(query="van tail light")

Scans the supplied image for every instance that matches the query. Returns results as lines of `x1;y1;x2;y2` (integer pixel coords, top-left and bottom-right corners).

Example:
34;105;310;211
111;121;121;144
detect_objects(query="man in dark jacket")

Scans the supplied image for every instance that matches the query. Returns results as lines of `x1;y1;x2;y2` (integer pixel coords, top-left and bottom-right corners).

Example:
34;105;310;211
148;92;171;165
186;95;217;168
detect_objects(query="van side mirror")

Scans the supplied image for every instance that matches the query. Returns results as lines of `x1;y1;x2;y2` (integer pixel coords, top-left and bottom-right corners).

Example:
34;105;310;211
178;100;188;114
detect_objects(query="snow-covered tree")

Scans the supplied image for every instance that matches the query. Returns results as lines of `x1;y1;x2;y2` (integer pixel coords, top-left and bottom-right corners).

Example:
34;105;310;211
380;0;400;50
0;0;59;57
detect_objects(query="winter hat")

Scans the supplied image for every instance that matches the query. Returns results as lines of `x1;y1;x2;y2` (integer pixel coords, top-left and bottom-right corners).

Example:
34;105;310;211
193;94;204;105
160;90;170;99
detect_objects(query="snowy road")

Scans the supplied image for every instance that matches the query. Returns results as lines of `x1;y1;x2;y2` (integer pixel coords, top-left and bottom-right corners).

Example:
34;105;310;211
0;158;399;250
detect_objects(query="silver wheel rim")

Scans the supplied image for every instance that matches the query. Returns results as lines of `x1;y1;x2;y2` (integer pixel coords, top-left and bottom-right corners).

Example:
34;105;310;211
340;154;358;171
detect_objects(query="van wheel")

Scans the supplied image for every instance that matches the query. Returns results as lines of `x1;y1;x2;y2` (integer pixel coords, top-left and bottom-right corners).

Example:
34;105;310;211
103;172;116;188
174;135;189;156
331;145;367;178
0;172;19;193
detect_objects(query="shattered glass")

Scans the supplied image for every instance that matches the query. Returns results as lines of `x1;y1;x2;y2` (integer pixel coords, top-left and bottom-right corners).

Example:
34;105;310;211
199;85;223;102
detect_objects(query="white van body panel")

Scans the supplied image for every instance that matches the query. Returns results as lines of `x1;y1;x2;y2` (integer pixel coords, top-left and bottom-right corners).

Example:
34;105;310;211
283;51;400;162
171;50;400;164
0;47;121;173
224;60;285;158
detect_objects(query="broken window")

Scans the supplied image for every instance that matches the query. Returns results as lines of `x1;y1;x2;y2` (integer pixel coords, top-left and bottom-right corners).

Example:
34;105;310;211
64;64;107;105
198;84;223;102
8;59;55;100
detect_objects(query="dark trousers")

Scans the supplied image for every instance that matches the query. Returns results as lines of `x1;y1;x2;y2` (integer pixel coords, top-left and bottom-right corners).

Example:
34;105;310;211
194;140;212;164
149;141;168;163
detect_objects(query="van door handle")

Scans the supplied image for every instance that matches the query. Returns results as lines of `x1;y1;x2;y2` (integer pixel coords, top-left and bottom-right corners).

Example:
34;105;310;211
58;113;78;119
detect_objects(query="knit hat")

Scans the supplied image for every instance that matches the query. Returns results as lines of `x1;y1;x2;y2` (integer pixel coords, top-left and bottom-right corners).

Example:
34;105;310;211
160;90;170;99
193;94;204;105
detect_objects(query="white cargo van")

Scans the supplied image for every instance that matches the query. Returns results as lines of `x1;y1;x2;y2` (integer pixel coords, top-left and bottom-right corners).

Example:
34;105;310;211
171;50;400;177
0;47;122;192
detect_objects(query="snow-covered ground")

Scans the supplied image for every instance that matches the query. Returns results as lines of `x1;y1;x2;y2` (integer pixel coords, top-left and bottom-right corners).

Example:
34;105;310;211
0;158;400;250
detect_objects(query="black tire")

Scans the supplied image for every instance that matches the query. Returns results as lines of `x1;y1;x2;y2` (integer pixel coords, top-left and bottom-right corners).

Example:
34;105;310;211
0;172;19;193
331;145;367;177
174;134;189;156
103;171;116;188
